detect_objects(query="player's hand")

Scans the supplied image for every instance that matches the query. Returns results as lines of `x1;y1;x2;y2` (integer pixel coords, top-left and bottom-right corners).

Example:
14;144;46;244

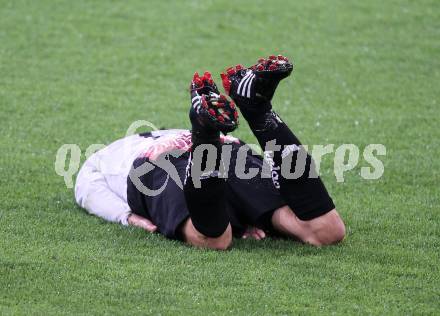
242;226;266;240
127;213;157;233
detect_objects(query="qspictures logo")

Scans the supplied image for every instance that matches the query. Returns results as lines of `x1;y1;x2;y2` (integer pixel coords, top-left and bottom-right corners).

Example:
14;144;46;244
55;121;386;196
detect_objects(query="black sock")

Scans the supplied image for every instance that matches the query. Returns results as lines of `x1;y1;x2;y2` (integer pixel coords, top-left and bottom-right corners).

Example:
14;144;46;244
244;108;306;176
243;106;334;220
183;130;229;238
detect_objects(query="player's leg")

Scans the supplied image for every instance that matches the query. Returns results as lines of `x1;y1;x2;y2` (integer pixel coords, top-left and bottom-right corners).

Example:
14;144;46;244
76;154;158;232
75;154;132;225
182;72;239;249
271;206;345;246
222;55;345;244
224;143;344;245
181;218;233;250
127;150;232;249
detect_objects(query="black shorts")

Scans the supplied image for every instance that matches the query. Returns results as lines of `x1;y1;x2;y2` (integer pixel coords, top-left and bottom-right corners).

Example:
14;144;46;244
127;142;334;240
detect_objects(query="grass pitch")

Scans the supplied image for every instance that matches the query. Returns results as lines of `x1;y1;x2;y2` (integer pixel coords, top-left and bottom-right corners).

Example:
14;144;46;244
1;0;439;314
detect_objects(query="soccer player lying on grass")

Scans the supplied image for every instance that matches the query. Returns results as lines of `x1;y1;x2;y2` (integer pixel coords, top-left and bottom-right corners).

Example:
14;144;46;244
75;55;345;250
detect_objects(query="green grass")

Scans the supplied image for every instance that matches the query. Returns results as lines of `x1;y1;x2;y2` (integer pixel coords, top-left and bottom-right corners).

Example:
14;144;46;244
1;0;439;314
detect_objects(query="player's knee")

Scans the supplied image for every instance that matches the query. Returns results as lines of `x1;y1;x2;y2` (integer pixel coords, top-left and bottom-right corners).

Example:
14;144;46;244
307;211;345;246
182;219;232;250
334;217;346;242
321;220;345;246
208;230;232;251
